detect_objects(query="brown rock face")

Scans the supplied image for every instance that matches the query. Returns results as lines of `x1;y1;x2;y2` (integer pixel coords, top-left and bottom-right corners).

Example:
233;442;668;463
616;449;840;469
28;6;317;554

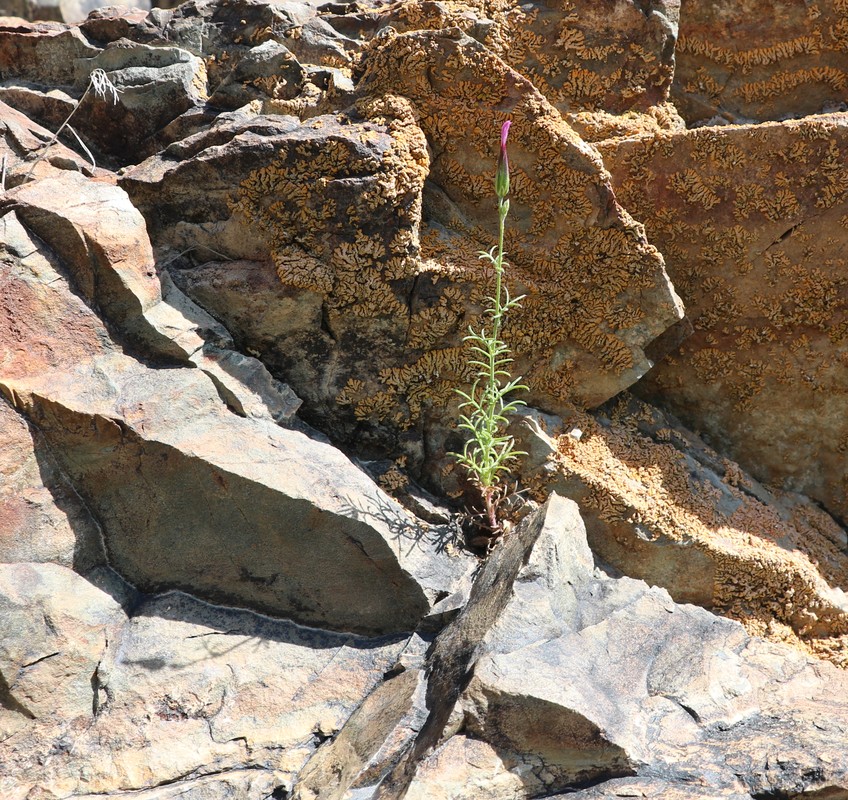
123;26;683;486
673;0;848;124
366;0;684;140
2;1;848;797
598;115;848;527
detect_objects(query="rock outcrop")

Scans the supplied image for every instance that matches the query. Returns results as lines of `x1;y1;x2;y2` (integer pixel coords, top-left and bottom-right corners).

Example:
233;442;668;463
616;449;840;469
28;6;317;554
673;0;848;125
0;0;847;797
598;116;848;527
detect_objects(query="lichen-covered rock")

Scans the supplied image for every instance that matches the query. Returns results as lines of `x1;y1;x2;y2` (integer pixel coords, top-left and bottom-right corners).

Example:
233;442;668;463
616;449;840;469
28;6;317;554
366;0;684;141
207;39;305;109
673;0;848;124
535;394;848;667
597;114;848;530
355;29;683;408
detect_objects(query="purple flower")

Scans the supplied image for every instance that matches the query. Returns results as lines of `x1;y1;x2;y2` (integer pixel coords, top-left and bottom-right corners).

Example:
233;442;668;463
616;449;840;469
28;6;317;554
495;120;510;200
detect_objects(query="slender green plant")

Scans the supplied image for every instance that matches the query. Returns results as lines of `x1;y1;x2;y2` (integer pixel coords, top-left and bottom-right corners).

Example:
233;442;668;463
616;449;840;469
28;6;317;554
453;120;527;537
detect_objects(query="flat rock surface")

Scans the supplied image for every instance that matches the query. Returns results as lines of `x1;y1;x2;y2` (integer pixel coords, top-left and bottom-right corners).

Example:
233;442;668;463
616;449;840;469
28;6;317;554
673;0;848;124
598;114;848;527
1;573;408;799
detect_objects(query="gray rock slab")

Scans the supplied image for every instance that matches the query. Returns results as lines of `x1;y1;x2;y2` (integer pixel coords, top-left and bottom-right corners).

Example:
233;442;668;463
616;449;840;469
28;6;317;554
457;498;848;798
1;585;408;798
0;562;126;733
2;351;471;636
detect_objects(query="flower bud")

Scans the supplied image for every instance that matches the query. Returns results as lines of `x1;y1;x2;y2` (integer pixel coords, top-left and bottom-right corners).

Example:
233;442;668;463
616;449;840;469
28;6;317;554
495;120;511;200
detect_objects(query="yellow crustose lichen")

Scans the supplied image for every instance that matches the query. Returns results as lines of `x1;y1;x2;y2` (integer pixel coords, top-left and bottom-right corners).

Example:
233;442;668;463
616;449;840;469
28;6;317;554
553;397;848;668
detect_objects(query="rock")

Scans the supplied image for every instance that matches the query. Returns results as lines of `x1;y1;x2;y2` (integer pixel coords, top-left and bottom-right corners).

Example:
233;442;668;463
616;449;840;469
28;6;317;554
355;28;684;411
0;19;100;85
0;563;127;741
292;667;428;800
544;394;848;666
207;40;305;110
1;586;408;798
4;168;301;424
372;494;580;798
165;259;332;408
3;350;471;635
0;97;106;180
0;397;103;569
394;495;848;798
552;777;752;799
368;0;684;141
123;27;683;487
72;42;208;161
1;165;470;636
79;6;156;44
673;0;848;125
1;0;150;25
597;114;848;528
1;3;846;798
139;0;357;118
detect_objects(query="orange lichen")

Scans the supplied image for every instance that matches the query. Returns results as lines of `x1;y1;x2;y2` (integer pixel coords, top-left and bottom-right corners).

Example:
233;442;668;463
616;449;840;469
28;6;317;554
599;114;848;523
677;32;824;73
552;396;848;667
738;66;848;103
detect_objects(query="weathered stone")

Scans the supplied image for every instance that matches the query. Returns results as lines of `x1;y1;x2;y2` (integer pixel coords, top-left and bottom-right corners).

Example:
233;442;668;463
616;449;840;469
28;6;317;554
0;97;103;179
208;40;305;110
1;587;406;799
1;165;470;635
371;494;572;799
0;562;126;737
355;29;683;410
545;394;848;666
0;19;100;85
292;668;427;800
78;6;155;44
597;115;848;528
673;0;848;125
5;169;301;423
149;0;357;116
396;495;848;798
552;777;752;799
0;82;76;142
124;29;683;490
2;351;471;635
72;42;208;160
0;0;149;24
402;735;527;800
0;206;115;378
0;397;103;569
